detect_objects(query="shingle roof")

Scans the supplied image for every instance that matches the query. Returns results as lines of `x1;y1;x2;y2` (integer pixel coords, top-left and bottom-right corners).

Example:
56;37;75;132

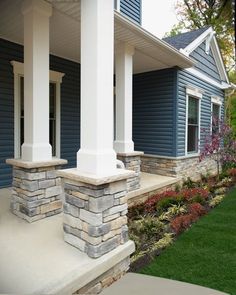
162;26;211;50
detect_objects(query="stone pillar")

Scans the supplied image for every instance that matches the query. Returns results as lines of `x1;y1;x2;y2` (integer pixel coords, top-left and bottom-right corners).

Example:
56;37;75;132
58;169;135;258
117;152;143;192
114;42;135;154
6;158;67;223
21;0;52;162
77;0;116;176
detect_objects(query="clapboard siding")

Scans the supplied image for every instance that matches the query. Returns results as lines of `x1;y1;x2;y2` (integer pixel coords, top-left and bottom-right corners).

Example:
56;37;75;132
133;68;177;156
177;69;224;156
120;0;142;24
0;39;22;187
190;41;222;83
0;38;80;188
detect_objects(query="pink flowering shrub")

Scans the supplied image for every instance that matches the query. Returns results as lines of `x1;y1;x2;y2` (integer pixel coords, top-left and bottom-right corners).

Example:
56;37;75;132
200;120;236;179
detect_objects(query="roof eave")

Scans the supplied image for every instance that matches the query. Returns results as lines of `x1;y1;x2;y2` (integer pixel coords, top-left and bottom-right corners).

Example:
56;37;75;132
114;12;195;69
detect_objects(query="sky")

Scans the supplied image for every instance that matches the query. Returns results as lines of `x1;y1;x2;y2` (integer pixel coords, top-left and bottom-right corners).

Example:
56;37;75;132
142;0;179;38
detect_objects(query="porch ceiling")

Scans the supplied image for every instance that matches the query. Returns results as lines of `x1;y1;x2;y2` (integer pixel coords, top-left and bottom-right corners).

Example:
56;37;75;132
0;0;194;73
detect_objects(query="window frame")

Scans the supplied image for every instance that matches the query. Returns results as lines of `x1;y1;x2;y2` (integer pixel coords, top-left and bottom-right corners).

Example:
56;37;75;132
211;96;222;135
11;60;64;159
185;85;203;156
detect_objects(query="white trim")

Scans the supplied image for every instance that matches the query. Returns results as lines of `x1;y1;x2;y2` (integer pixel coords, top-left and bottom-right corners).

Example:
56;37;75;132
183;27;213;55
180;27;229;84
205;31;215;54
115;0;121;11
185;68;230;89
11;60;64;159
186;84;204;99
210;36;229;84
211;95;222;106
185;88;202;156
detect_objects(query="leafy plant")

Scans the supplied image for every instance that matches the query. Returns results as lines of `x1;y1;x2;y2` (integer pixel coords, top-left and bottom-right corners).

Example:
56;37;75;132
209;195;224;207
130;216;165;240
181;188;209;202
200;121;236;180
183;177;197;189
144;191;179;214
188;203;206;217
159;204;187;221
156;197;179;212
170;214;196;235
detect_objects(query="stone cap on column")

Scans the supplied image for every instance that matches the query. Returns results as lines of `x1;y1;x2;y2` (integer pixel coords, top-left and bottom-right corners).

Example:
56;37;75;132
6;158;68;168
57;168;135;186
116;151;144;157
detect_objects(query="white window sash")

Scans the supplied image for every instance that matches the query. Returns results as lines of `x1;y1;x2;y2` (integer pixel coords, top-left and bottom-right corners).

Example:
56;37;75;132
185;86;202;156
11;60;64;159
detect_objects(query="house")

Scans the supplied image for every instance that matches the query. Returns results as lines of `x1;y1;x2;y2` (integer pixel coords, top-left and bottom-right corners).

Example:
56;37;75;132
0;0;231;294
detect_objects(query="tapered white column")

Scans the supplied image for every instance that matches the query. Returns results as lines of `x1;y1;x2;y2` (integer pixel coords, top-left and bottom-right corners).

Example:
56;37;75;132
77;0;116;176
114;43;135;153
21;0;52;162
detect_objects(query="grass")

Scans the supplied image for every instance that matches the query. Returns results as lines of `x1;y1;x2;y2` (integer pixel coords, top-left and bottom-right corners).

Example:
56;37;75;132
139;188;236;295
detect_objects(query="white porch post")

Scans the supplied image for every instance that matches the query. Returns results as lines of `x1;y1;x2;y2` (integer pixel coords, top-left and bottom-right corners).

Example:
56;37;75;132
114;42;135;153
77;0;116;176
21;0;52;162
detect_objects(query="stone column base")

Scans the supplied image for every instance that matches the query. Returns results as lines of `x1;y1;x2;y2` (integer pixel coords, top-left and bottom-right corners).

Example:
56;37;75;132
117;151;143;192
58;168;135;259
6;158;67;222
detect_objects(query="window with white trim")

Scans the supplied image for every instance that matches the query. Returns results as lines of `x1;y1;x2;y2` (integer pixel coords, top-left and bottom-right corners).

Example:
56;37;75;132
211;96;222;135
11;61;64;159
185;86;203;155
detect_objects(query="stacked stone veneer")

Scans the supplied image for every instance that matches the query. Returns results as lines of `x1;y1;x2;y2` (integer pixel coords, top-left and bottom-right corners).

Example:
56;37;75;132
63;178;130;258
10;165;64;222
141;155;218;181
74;258;130;294
117;153;142;192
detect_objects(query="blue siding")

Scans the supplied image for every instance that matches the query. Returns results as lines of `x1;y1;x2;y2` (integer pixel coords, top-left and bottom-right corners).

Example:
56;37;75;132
0;38;80;188
120;0;142;24
190;41;222;83
0;39;22;187
177;69;224;156
133;68;177;157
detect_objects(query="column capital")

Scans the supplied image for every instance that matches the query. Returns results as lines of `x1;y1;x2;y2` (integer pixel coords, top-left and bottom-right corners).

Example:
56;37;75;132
22;0;52;17
115;42;135;56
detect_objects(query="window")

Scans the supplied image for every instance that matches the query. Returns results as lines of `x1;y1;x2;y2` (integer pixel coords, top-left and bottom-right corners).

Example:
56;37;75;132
211;96;222;135
187;96;199;153
212;103;220;134
19;77;57;156
185;85;203;155
11;61;64;159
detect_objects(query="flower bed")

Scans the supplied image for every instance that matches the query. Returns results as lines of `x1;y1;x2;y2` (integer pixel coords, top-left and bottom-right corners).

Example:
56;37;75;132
128;170;236;271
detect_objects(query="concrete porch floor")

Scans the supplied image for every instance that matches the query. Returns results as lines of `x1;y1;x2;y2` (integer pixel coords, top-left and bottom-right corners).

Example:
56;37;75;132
0;188;134;295
127;172;179;203
0;173;178;294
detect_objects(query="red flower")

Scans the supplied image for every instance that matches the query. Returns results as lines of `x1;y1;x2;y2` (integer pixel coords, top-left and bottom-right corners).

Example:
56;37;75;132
144;190;178;213
181;188;209;201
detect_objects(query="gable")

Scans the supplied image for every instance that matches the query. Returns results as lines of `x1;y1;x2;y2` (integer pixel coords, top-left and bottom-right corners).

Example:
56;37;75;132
190;40;224;83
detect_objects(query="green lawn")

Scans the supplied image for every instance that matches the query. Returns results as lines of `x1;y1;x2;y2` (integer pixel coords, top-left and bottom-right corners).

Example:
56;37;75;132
139;188;236;295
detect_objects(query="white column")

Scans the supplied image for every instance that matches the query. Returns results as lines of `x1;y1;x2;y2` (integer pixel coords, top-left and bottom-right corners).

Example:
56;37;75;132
21;0;52;162
77;0;116;176
114;43;135;153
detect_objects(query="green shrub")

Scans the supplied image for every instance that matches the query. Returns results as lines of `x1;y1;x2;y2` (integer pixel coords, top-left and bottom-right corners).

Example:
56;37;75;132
156;197;179;212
